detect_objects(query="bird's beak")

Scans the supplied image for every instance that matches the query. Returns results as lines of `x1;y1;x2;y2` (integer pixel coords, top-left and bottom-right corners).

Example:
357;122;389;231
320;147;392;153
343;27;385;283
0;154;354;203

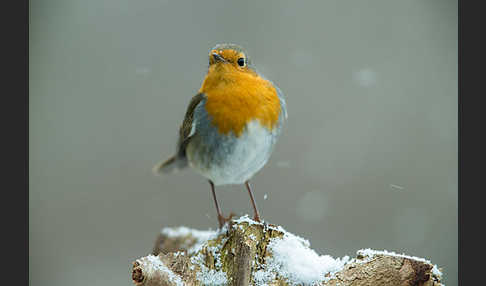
212;53;226;63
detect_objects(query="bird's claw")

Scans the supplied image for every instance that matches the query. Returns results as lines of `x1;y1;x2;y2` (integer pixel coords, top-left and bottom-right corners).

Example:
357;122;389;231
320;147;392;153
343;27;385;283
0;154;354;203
218;212;236;228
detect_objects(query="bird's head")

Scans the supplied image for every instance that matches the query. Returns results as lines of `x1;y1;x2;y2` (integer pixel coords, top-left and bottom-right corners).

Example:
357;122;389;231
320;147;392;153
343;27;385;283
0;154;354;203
208;43;254;73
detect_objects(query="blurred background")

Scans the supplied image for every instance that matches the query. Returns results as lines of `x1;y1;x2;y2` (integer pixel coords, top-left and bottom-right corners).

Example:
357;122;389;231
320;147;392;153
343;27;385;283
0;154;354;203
29;0;457;285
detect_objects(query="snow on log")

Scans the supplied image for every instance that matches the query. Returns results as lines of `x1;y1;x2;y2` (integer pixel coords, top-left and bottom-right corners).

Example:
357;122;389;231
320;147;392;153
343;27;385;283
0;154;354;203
131;215;443;286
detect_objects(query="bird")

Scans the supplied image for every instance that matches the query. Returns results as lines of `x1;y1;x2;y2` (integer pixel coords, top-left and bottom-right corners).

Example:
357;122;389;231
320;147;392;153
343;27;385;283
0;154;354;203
152;43;287;228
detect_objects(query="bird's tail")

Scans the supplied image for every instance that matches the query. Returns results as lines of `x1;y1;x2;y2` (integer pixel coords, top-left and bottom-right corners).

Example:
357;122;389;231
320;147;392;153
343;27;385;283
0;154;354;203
152;156;188;175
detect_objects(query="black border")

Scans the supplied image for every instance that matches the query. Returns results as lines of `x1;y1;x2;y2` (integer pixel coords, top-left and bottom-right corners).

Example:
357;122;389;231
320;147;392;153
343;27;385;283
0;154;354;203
459;0;483;285
2;0;28;284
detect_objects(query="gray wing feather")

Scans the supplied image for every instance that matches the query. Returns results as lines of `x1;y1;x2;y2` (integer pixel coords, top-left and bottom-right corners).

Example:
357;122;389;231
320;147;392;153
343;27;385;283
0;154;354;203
177;93;206;156
152;93;206;175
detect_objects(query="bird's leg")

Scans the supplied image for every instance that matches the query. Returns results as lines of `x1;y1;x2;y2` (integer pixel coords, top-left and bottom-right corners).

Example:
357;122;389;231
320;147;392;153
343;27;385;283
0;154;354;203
245;181;261;222
209;180;233;228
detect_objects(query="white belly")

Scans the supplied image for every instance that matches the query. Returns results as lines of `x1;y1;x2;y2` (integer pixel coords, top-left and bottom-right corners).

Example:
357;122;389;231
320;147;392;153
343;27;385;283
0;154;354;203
187;120;278;186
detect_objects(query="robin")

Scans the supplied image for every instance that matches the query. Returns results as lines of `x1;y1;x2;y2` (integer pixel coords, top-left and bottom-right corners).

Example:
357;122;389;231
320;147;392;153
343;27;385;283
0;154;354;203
153;43;287;228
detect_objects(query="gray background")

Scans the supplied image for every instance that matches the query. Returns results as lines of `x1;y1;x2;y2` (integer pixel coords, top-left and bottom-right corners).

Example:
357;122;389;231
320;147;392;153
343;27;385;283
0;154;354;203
30;0;457;285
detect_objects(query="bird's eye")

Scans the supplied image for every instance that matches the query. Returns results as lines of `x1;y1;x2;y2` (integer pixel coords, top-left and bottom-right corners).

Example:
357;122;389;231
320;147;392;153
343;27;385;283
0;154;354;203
237;57;245;67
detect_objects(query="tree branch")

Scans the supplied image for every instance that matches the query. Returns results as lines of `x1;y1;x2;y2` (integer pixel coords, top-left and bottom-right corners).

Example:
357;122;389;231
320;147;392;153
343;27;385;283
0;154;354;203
131;216;443;286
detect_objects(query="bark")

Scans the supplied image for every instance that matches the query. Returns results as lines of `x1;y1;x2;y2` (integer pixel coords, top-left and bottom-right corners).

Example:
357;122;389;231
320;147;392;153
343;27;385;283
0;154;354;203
131;218;443;286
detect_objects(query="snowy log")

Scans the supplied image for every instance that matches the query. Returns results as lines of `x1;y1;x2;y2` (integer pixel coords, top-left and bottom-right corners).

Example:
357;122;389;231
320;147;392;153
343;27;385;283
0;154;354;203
131;216;443;286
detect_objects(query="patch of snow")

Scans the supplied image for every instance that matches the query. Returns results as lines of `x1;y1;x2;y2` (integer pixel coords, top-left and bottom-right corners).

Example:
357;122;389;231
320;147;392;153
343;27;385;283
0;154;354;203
357;249;442;277
161;226;217;239
191;251;228;285
233;214;264;226
267;223;287;234
207;245;223;268
161;226;220;254
188;236;228;285
173;251;185;257
265;232;350;285
145;255;185;286
254;269;276;286
196;268;228;286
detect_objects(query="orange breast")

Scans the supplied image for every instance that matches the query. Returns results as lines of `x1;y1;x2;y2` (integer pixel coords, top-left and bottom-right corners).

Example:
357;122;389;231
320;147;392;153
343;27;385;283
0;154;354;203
199;65;281;137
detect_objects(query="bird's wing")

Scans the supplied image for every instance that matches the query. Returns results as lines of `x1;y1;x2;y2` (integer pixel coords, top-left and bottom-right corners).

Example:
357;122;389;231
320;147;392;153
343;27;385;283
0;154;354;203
177;93;206;156
274;84;288;121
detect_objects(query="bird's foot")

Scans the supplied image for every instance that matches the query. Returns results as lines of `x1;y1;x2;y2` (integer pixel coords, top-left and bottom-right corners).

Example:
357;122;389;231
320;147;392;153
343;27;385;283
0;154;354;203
217;212;236;228
253;214;261;223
